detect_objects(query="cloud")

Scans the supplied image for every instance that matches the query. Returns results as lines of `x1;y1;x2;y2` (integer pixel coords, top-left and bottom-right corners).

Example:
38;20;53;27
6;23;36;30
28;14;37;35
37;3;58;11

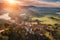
40;0;57;2
18;0;60;7
0;0;60;7
0;13;11;20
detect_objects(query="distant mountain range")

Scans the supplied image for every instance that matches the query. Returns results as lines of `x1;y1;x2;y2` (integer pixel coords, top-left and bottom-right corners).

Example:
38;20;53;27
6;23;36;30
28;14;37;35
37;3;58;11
28;6;60;13
23;6;60;17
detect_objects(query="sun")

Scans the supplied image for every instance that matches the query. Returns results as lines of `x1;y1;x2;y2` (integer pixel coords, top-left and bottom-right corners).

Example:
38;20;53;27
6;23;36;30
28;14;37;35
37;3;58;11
8;0;16;3
6;0;18;5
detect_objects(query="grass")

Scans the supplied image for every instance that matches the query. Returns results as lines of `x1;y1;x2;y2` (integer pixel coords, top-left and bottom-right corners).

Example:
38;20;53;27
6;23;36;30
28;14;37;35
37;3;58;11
32;15;60;25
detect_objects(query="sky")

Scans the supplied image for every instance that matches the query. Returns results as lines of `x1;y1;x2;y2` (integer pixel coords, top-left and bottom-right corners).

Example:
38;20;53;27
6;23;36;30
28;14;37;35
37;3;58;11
0;0;60;7
16;0;60;7
22;0;60;7
0;0;60;21
41;0;60;2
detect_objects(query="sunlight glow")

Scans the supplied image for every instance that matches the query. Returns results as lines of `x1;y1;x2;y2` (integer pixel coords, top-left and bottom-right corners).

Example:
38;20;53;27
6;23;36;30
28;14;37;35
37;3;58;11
6;0;19;5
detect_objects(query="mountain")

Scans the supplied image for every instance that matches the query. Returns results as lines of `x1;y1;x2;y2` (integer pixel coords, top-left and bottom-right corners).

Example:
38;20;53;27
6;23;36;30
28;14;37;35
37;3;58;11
28;6;60;13
24;6;60;17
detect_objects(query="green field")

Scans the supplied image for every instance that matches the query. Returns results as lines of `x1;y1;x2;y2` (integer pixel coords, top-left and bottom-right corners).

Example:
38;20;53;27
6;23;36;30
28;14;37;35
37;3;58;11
32;15;60;25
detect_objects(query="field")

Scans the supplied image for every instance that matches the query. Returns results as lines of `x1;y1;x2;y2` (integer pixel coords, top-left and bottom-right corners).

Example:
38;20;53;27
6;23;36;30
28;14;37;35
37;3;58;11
0;15;60;40
32;15;60;40
32;15;60;24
